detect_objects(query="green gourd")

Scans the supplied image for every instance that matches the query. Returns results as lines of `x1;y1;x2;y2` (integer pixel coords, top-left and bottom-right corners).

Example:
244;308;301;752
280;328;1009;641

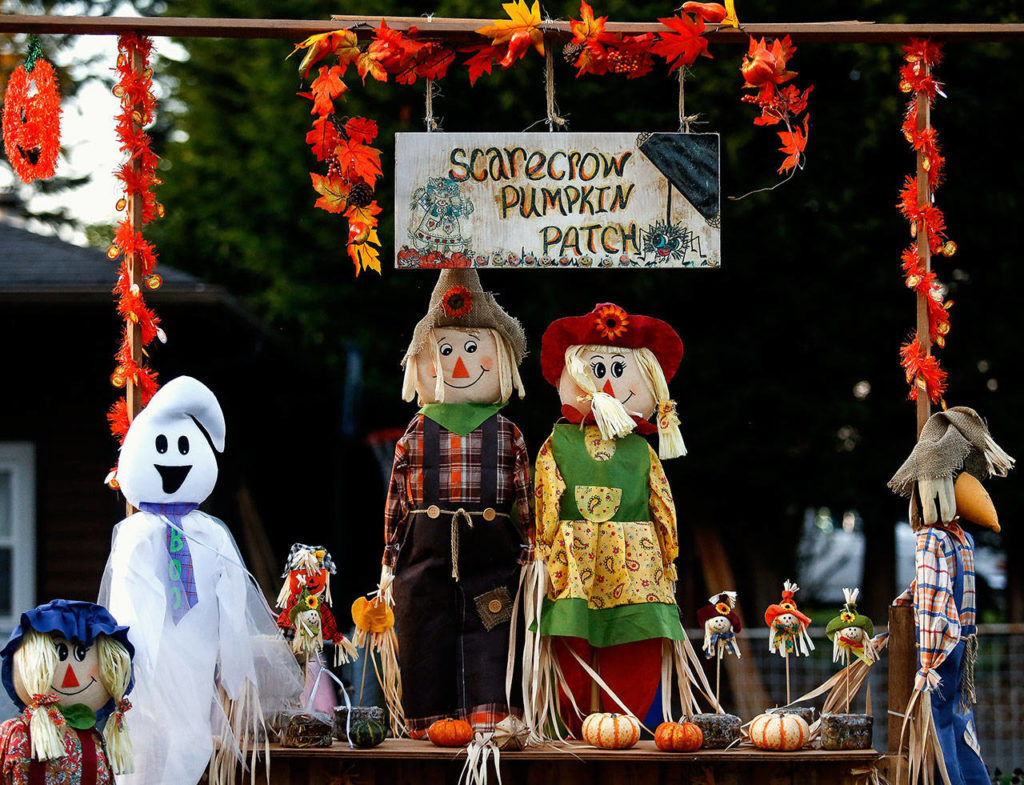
350;718;386;748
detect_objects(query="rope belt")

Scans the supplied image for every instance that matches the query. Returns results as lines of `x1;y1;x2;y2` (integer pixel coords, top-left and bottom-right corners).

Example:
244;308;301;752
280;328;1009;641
410;506;510;581
958;632;978;713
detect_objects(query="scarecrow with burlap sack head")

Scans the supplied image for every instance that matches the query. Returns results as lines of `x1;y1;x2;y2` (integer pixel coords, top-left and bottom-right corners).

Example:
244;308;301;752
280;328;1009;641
377;269;534;738
889;406;1014;785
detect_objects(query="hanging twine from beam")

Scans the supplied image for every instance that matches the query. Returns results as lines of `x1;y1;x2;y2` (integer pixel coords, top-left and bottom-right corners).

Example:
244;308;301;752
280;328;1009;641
544;44;566;131
677;68;699;133
424;77;439;132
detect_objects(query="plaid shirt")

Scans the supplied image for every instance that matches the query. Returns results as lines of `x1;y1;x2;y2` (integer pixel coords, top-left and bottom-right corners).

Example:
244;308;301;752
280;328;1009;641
382;412;534;567
893;521;976;692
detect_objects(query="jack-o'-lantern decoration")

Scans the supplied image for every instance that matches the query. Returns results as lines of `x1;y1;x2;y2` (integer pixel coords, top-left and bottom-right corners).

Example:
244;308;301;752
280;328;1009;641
581;712;641;749
2;37;61;184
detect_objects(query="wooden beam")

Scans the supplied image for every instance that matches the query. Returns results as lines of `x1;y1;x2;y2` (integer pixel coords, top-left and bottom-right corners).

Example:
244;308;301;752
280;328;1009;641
886;604;916;785
2;14;1024;43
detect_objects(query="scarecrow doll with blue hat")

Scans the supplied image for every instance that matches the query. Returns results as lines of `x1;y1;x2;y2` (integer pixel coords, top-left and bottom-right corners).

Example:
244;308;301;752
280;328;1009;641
378;268;534;738
523;302;712;737
0;600;135;784
889;407;1014;785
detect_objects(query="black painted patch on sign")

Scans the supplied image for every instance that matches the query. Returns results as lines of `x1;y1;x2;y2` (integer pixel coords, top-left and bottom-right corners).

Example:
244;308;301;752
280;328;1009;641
638;133;720;223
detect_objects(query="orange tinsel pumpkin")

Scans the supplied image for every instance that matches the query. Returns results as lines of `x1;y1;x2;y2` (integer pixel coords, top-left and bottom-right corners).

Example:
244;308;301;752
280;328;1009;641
427;718;474;747
654;720;703;751
2;59;61;184
351;596;395;633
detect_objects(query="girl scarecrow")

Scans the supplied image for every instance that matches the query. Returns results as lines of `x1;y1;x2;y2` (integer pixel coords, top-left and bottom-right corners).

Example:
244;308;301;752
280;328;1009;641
526;302;708;735
889;407;1013;785
380;269;534;738
764;581;814;658
0;600;134;784
99;376;302;785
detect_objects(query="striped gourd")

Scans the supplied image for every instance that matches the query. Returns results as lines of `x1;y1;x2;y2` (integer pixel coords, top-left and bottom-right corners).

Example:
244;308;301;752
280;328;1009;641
351;718;386;748
581;712;641;750
749;712;809;751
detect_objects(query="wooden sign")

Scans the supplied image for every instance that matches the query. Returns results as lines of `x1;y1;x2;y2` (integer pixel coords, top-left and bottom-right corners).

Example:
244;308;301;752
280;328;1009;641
394;132;720;269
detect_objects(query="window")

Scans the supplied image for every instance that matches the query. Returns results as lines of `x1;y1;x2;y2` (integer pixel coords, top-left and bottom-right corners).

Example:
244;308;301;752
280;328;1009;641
0;443;35;629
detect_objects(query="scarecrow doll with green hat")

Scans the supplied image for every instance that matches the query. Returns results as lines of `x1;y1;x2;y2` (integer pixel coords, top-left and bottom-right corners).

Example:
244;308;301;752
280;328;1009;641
377;269;534;738
521;302;711;738
825;588;877;667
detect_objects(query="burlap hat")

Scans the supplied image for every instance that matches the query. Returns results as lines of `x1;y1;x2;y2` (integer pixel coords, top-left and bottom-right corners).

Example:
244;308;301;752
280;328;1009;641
403;269;527;365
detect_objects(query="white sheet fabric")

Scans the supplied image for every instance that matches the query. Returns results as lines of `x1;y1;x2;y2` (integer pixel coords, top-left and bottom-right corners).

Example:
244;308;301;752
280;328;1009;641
99;510;302;785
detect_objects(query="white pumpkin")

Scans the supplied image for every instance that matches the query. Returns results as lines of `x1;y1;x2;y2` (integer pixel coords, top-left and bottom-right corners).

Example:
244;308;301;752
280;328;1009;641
581;712;641;749
749;712;809;751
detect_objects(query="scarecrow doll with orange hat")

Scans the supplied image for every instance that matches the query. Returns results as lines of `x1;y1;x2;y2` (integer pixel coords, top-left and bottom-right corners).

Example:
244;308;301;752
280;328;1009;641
524;302;710;736
0;600;135;784
378;269;534;738
889;407;1013;785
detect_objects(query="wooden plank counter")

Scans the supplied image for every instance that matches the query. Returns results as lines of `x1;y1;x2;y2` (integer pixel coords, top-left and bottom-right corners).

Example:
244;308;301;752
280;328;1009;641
256;739;881;784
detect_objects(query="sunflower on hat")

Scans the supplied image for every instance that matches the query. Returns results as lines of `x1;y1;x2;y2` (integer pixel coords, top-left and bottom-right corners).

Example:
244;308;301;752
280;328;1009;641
825;588;877;665
764;580;815;658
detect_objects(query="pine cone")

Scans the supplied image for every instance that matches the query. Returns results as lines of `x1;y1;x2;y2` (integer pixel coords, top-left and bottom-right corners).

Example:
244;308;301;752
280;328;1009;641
562;42;583;65
348;182;374;208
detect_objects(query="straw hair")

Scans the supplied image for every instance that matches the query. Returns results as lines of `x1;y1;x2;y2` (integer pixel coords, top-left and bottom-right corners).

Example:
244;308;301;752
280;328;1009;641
634;348;686;459
402;328;525;404
564;345;635;440
97;634;134;774
13;630;64;761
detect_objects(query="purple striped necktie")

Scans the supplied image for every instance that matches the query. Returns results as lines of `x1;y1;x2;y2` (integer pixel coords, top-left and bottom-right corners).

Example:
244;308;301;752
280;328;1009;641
140;502;200;624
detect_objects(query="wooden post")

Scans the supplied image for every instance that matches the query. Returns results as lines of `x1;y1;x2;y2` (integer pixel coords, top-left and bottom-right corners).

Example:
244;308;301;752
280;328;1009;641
886;604;916;784
914;60;932;437
125;42;145;517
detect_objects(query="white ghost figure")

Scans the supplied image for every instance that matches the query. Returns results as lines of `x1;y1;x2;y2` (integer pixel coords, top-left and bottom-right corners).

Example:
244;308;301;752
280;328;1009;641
99;376;302;785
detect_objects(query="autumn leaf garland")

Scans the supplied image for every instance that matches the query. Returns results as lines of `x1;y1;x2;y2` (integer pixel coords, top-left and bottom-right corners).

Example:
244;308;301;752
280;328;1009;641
897;39;954;406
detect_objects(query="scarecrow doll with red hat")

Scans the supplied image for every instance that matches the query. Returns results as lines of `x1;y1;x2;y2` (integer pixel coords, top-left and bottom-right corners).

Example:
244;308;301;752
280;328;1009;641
378;269;534;738
0;600;135;784
523;302;710;736
889;407;1013;785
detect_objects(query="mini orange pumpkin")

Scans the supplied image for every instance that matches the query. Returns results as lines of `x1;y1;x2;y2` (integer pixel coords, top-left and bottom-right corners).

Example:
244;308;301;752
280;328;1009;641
581;712;641;749
427;718;474;747
654;720;703;751
749;712;809;751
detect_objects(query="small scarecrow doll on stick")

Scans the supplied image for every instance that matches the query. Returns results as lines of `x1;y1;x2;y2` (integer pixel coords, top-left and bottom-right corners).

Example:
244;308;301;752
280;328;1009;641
825;588;876;713
889;407;1013;785
697;592;742;713
0;600;135;784
764;580;814;706
379;269;534;739
525;302;713;738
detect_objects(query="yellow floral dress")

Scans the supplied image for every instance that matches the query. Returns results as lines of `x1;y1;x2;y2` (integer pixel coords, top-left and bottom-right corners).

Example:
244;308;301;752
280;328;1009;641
534;424;683;646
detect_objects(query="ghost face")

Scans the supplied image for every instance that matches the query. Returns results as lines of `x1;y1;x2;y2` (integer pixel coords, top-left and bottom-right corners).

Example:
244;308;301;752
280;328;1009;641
14;636;111;713
705;616;733;635
558;346;657;420
415;328;502;404
117;412;218;507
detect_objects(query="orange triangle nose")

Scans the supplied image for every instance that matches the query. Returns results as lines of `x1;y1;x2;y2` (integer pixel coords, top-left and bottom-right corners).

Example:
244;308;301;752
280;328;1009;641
602;380;615;397
452;357;470;379
61;665;80;689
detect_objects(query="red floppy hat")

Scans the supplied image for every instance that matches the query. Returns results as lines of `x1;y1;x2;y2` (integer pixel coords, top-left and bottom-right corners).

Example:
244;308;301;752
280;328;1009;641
540;303;684;387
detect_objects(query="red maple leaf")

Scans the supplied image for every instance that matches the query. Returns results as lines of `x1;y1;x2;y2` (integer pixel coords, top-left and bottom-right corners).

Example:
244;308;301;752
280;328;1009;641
571;1;608;44
777;116;809;174
310;65;347;116
336;138;383;186
415;45;456;81
306;116;340;161
345;117;378;146
651;13;711;72
311;173;351;214
463;44;501;85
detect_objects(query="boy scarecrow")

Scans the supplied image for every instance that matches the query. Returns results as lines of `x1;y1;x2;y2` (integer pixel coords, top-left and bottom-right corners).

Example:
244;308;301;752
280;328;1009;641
697;592;742;660
825;588;877;666
527;302;707;734
890;407;1013;785
380;269;533;738
0;600;134;784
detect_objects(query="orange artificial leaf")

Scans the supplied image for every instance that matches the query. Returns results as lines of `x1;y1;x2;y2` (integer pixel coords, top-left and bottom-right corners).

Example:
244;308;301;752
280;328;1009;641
464;44;500;85
345;117;378;145
337;139;383;186
571;1;608;43
290;31;358;79
476;0;545;57
333;31;361;68
777;116;809;174
415;45;457;81
311;173;351;214
651;14;711;71
349;228;382;275
346;201;383;227
306;116;340;161
357;50;388;84
310;65;347;116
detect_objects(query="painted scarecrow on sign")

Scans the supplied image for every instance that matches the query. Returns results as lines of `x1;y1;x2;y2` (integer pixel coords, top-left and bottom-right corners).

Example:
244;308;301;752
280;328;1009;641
889;407;1013;785
0;600;134;785
379;269;533;738
526;302;710;735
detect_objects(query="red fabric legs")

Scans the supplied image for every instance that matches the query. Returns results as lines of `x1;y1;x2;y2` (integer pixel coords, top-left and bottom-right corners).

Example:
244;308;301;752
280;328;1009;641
555;637;662;735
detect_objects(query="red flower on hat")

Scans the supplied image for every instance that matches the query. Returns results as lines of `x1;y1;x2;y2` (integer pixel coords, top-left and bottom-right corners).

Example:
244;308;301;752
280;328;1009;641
594;304;629;341
441;285;473;318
